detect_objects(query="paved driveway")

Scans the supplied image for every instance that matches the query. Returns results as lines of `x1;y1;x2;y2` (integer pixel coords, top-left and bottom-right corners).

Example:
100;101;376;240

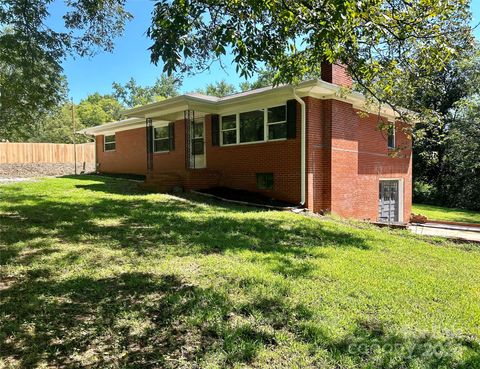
410;223;480;242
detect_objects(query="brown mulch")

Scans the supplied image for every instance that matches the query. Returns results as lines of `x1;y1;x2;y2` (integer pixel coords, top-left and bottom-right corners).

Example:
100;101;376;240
0;163;96;179
197;186;297;208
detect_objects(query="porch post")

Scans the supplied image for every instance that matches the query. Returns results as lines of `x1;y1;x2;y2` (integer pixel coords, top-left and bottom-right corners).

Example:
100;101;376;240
184;110;195;169
146;118;153;176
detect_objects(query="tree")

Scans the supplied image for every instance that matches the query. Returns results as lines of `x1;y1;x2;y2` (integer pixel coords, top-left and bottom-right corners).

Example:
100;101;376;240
0;0;132;140
196;80;237;97
409;46;480;209
33;103;88;144
240;68;276;91
445;99;480;210
76;93;123;127
112;75;181;107
147;0;473;117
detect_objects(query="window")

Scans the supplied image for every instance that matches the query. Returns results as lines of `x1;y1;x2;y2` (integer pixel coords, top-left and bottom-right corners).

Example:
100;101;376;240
104;134;116;151
220;104;288;146
387;123;396;149
257;173;274;190
153;125;170;152
240;110;264;143
267;105;287;140
221;114;237;145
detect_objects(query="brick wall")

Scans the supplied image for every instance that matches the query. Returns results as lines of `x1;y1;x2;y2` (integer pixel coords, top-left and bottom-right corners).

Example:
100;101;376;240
96;127;147;175
354;113;412;222
205;110;302;204
152;120;186;174
304;97;412;221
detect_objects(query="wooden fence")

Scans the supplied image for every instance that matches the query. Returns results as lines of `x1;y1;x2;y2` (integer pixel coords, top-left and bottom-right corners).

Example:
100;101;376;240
0;142;95;164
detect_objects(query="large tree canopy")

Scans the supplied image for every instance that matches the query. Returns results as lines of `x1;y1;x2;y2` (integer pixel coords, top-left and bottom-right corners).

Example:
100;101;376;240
411;46;480;210
0;0;132;139
148;0;474;115
112;75;181;108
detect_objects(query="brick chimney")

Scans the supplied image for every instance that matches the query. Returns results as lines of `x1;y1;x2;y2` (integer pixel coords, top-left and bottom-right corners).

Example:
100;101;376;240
321;61;353;88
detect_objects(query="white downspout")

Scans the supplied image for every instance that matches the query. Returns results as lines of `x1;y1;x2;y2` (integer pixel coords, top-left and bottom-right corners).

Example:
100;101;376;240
293;88;306;206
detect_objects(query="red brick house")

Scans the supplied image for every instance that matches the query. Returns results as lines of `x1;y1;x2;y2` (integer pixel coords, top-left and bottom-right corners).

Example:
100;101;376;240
80;65;412;223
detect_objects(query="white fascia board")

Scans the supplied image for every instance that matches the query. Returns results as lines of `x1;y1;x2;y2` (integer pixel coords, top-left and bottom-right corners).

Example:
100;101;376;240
216;90;294;116
124;95;218;118
303;81;402;120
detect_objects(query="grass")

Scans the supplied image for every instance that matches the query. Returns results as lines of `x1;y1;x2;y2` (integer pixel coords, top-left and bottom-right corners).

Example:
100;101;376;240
1;176;479;369
412;203;480;224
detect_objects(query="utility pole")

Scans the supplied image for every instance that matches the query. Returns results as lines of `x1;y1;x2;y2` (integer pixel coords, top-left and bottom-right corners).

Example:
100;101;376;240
72;98;77;175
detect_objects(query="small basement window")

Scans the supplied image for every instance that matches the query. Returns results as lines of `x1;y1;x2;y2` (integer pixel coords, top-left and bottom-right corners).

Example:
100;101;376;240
256;173;274;190
153;125;170;152
387;123;396;149
104;134;116;151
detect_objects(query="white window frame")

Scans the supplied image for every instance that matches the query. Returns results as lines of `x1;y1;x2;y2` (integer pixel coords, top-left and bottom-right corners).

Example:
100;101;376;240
266;105;287;142
220;114;238;146
152;123;170;153
104;134;116;152
220;104;288;146
387;122;396;149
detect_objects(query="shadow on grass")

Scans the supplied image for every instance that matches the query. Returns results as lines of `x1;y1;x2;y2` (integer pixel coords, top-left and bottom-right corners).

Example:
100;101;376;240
0;272;281;368
2;271;477;368
1;175;478;368
0;176;371;264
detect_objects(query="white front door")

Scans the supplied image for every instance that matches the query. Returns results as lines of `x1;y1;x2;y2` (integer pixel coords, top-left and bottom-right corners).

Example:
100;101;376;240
191;119;206;169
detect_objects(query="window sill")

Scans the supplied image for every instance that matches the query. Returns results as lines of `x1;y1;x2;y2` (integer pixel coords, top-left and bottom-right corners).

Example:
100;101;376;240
220;138;288;148
153;151;170;154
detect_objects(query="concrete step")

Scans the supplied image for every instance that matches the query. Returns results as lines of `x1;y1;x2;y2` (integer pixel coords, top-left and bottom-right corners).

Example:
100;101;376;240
139;182;181;193
142;172;183;193
147;172;181;181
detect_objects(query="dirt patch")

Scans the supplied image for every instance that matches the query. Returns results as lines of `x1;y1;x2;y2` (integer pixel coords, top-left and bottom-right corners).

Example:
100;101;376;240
86;172;146;181
197;186;297;208
0;163;96;179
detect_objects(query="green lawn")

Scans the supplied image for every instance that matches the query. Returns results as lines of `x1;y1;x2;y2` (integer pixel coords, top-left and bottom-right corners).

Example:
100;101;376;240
413;203;480;224
1;176;479;369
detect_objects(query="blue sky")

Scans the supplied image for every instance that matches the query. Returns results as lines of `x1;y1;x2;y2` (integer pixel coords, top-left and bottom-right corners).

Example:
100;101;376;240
54;0;480;102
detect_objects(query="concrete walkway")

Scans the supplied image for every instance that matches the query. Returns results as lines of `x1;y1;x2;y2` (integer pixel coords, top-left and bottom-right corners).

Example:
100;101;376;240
409;222;480;242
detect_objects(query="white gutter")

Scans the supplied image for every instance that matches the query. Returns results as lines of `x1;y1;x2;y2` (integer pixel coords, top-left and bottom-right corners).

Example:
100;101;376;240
293;88;306;206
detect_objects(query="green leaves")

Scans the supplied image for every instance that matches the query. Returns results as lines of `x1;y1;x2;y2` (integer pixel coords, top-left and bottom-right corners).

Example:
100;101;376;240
411;46;480;210
111;75;181;108
195;80;237;97
147;0;473;116
0;0;132;140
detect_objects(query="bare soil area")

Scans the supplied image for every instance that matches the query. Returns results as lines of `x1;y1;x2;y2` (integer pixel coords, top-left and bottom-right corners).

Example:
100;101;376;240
197;186;296;208
0;163;95;179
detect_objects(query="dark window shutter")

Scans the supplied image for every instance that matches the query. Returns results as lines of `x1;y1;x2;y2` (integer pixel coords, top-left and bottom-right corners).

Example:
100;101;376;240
286;100;297;139
169;122;175;150
211;114;220;146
